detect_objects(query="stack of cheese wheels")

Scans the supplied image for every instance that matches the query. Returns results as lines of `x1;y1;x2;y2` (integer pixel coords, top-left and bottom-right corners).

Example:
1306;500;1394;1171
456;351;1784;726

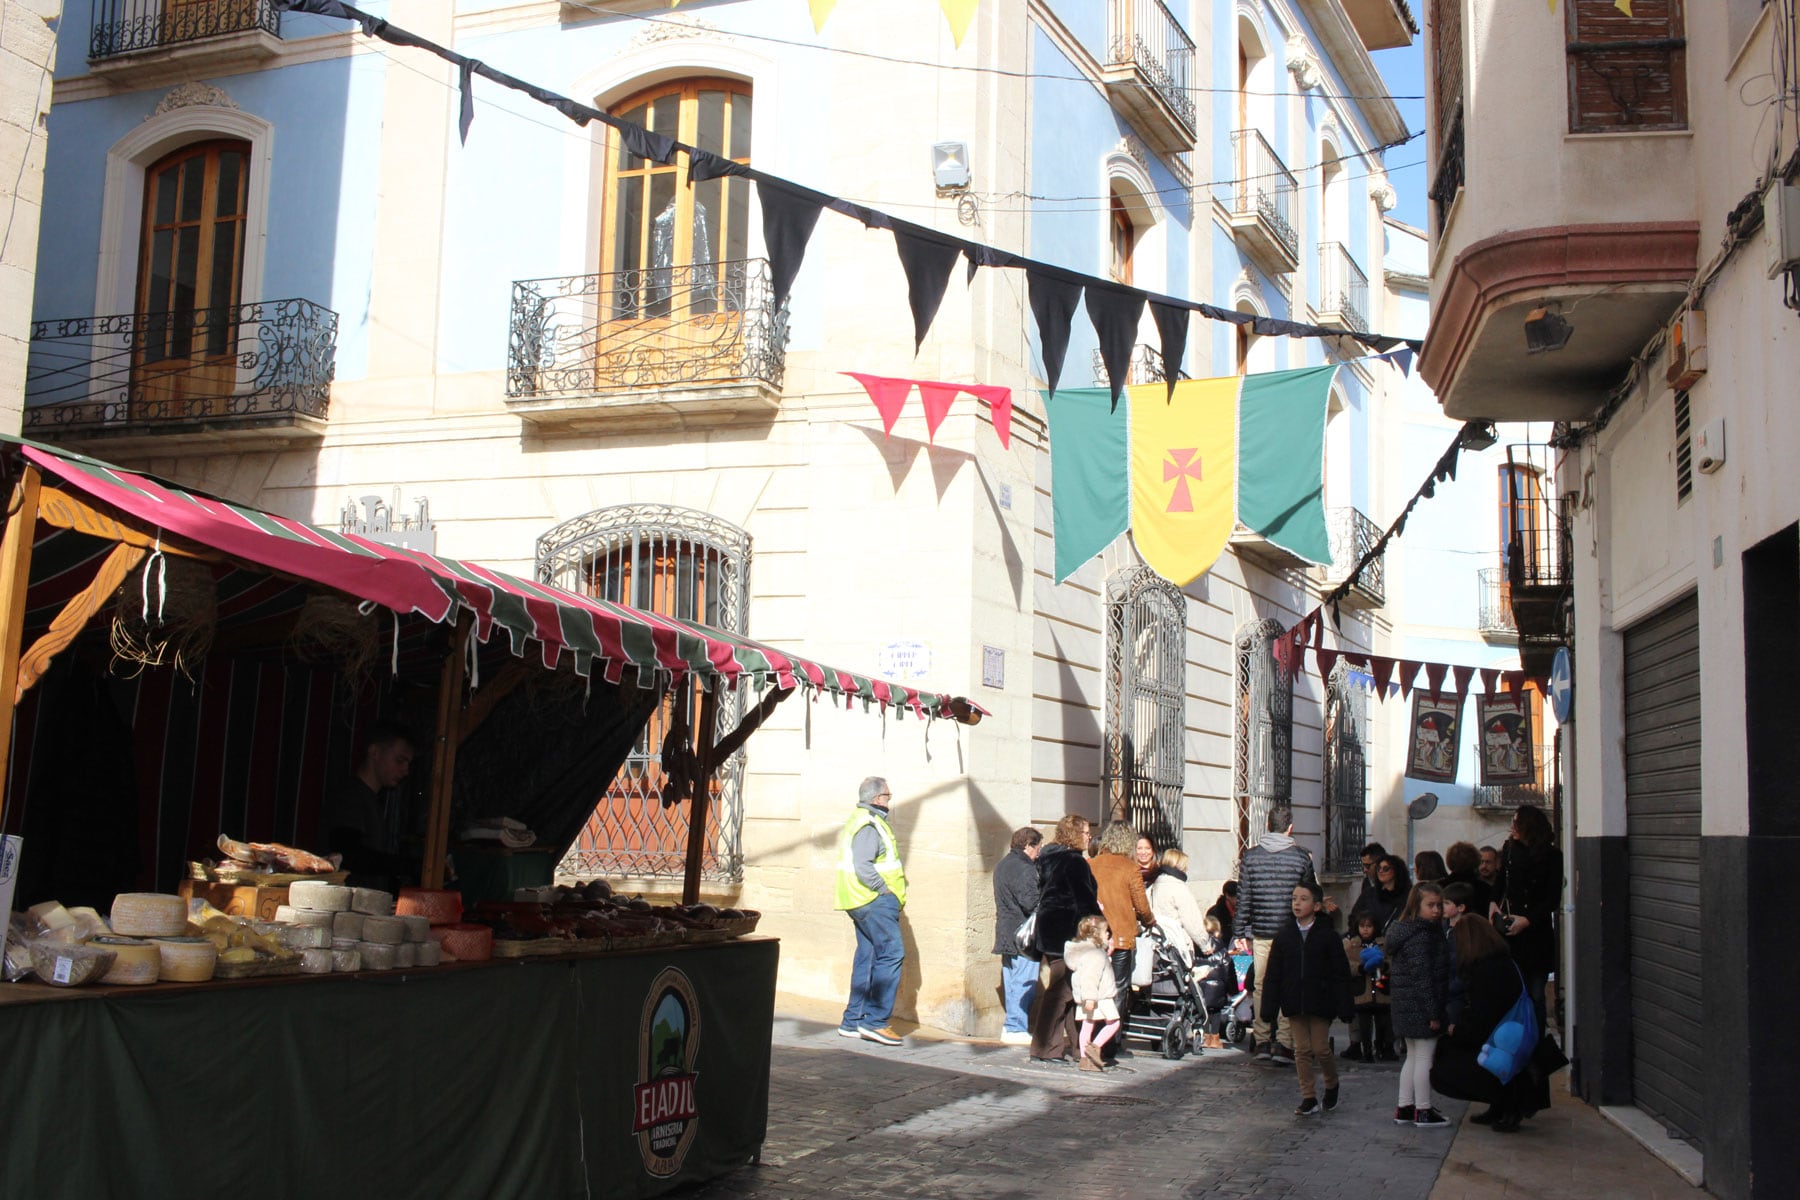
93;937;161;985
351;909;435;970
431;923;493;963
351;887;395;916
278;881;361;960
153;936;218;982
110;893;188;938
396;888;462;926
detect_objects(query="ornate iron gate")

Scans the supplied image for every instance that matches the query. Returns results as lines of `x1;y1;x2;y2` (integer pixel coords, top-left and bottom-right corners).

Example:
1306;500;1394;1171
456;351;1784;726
1234;618;1292;854
536;505;750;882
1101;568;1187;848
1322;660;1368;874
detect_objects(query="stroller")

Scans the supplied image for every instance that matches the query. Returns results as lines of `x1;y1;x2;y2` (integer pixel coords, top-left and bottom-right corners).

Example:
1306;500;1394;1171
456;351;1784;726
1123;926;1211;1059
1201;950;1253;1047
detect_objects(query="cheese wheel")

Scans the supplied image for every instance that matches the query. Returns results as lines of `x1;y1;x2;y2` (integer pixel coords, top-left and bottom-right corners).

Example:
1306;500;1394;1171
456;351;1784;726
351;887;395;916
331;947;362;972
27;900;74;932
399;915;430;943
110;893;188;938
332;911;366;939
275;924;331;950
153;937;218;982
360;916;405;945
358;941;398;970
432;923;493;963
331;937;360;952
31;942;116;987
395;942;418;969
299;947;334;975
396;888;463;926
93;937;161;986
416;940;441;967
288;881;352;912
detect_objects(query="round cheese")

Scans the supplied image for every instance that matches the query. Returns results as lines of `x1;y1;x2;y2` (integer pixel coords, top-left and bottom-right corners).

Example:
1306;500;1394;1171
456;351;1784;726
153;937;218;982
110;893;188;938
299;947;334;974
432;923;493;963
31;942;116;987
275;924;331;950
396;888;463;925
395;942;417;969
93;937;161;986
360;916;405;945
358;941;398;970
288;881;352;912
416;940;442;967
331;946;362;972
351;887;395;916
399;915;430;943
331;911;366;939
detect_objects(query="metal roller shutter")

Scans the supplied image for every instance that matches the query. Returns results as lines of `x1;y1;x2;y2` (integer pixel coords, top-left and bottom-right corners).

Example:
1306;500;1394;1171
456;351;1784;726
1623;592;1703;1140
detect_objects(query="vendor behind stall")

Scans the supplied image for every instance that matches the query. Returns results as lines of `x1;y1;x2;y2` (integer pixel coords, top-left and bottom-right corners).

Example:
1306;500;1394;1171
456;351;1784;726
325;721;419;890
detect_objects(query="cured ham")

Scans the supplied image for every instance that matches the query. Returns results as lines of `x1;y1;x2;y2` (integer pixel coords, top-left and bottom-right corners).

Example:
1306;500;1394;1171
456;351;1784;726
216;834;336;875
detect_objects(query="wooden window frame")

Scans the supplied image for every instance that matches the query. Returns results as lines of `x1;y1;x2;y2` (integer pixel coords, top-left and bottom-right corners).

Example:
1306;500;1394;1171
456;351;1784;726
1565;0;1688;133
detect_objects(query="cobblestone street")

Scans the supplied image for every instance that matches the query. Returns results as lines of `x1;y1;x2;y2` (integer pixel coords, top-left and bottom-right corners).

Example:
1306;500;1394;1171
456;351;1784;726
676;1009;1462;1199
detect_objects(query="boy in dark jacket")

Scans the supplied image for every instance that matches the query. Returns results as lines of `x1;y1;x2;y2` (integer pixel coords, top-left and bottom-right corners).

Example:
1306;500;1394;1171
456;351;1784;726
1259;881;1355;1116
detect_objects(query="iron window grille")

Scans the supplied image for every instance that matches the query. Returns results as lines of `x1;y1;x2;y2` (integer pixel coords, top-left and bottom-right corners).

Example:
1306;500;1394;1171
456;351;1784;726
1104;0;1198;131
1102;568;1187;849
1322;660;1368;875
535;505;751;883
1674;390;1692;502
1234;618;1293;855
90;0;280;60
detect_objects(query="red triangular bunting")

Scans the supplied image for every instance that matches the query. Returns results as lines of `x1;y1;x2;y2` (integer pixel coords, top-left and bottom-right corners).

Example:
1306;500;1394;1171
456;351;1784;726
1425;662;1447;695
918;382;960;442
1479;667;1500;694
1273;632;1294;674
1397;660;1421;699
1370;656;1395;696
1504;670;1527;693
1316;647;1339;684
1453;665;1475;697
964;384;1012;449
844;372;912;437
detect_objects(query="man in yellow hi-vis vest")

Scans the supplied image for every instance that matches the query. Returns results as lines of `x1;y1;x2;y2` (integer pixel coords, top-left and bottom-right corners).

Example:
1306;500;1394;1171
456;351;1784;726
834;776;908;1046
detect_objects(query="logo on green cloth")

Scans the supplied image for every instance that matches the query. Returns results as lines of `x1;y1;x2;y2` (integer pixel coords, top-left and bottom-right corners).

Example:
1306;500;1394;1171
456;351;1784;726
634;966;701;1176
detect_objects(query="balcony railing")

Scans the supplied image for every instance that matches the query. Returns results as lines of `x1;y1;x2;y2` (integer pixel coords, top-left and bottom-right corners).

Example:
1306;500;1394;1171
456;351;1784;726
507;258;788;402
1477;566;1518;637
1502;444;1572;590
23;298;337;434
1229;130;1299;268
1323;506;1384;606
1317;242;1369;334
1090;344;1168;388
1104;0;1198;136
90;0;280;60
1472;745;1553;810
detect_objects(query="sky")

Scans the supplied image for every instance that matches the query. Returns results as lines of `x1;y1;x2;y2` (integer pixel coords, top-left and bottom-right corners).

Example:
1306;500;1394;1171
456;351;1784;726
1369;38;1429;232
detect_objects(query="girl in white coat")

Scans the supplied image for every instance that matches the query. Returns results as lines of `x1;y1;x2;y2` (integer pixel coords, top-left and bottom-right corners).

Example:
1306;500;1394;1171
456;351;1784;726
1065;915;1120;1072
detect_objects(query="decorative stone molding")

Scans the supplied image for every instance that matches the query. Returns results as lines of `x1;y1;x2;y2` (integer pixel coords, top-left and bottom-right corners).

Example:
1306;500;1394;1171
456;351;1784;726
1115;135;1151;174
150;82;238;118
1285;36;1321;91
1368;169;1397;213
626;14;730;49
1230;268;1266;314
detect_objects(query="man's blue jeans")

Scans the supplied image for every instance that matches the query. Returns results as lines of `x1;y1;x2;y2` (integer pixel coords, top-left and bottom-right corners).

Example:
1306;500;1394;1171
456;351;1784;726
841;891;904;1031
1001;954;1039;1033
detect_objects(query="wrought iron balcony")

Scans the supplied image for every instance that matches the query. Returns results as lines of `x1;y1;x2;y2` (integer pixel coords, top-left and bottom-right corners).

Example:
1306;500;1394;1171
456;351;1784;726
1477;566;1518;639
507;258;789;428
23;298;337;447
1317;242;1370;335
1472;746;1553;810
1090;343;1168;388
1228;130;1299;272
90;0;281;61
1321;506;1384;607
1101;0;1198;153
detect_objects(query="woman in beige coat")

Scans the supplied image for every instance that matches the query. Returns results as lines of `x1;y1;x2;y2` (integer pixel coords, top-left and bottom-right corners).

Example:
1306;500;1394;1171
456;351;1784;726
1147;848;1224;1047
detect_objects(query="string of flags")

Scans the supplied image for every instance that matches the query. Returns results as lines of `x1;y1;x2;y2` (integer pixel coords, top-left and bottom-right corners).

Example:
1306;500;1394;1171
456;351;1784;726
845;374;1014;448
670;0;983;45
271;0;1425;410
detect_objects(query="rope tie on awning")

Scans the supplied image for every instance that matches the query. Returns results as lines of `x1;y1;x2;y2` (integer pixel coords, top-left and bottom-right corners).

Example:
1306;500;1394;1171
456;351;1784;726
140;534;167;626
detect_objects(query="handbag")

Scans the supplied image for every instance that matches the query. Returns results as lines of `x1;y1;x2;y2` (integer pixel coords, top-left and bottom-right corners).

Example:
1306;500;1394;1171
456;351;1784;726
1477;965;1539;1084
1014;912;1040;960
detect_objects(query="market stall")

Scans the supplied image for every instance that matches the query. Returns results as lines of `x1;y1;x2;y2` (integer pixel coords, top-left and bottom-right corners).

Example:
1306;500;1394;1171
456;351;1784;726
0;436;980;1200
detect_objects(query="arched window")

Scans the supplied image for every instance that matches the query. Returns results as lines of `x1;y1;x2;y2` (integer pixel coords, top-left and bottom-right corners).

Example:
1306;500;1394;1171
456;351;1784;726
1109;193;1136;286
134;138;250;416
1322;659;1367;874
536;504;751;882
1234;299;1273;375
1234;618;1292;853
1324;384;1350;509
1103;568;1187;848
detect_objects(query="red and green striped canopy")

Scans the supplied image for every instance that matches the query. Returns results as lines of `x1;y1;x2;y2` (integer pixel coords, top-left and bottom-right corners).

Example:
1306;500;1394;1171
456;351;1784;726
9;438;980;721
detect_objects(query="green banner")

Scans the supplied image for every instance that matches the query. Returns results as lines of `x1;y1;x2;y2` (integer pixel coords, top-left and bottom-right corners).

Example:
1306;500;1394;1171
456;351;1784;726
1236;365;1337;565
1047;387;1130;583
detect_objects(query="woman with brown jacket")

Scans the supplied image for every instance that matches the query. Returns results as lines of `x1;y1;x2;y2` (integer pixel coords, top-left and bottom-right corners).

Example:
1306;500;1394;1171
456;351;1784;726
1089;822;1157;1054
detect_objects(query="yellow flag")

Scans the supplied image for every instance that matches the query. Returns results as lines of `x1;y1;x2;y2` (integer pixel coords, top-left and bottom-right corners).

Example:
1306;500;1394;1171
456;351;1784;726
810;0;837;31
940;0;978;46
1128;378;1239;587
1614;0;1633;13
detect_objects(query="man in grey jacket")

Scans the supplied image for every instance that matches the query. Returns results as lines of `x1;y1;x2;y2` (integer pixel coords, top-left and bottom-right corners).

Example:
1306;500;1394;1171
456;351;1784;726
991;826;1043;1044
1234;805;1318;1060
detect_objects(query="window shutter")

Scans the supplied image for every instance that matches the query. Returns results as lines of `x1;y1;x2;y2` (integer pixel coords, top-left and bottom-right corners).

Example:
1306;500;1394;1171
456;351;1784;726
1566;0;1687;133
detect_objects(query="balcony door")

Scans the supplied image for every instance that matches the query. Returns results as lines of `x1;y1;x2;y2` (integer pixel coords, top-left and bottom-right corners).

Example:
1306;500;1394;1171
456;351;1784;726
133;139;249;420
601;80;751;378
1499;463;1546;585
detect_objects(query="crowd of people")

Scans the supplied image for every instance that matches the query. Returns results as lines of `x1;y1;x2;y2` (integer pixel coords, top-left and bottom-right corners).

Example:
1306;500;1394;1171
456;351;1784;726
980;802;1567;1135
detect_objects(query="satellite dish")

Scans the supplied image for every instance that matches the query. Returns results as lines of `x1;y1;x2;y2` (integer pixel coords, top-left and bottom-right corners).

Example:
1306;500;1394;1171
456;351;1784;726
1408;792;1439;821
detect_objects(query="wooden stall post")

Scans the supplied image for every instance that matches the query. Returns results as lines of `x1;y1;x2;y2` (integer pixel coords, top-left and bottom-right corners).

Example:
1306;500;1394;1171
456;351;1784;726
679;685;793;905
0;465;41;831
421;615;472;890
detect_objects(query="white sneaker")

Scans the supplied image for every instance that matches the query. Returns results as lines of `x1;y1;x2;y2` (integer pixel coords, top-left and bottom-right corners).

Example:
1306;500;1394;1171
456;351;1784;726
836;1026;863;1039
1000;1030;1032;1045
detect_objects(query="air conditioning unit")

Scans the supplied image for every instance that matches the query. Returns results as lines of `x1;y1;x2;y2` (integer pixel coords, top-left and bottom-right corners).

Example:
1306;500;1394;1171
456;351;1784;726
1665;308;1707;390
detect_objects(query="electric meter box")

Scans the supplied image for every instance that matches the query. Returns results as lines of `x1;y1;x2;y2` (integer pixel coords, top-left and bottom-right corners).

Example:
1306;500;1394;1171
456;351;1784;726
1766;182;1800;278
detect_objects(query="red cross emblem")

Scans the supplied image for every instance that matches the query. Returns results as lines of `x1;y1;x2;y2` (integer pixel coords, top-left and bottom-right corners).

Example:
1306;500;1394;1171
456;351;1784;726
1163;449;1202;513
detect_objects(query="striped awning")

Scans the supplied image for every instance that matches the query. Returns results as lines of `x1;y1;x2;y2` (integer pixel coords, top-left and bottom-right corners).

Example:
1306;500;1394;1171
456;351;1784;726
7;438;980;722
